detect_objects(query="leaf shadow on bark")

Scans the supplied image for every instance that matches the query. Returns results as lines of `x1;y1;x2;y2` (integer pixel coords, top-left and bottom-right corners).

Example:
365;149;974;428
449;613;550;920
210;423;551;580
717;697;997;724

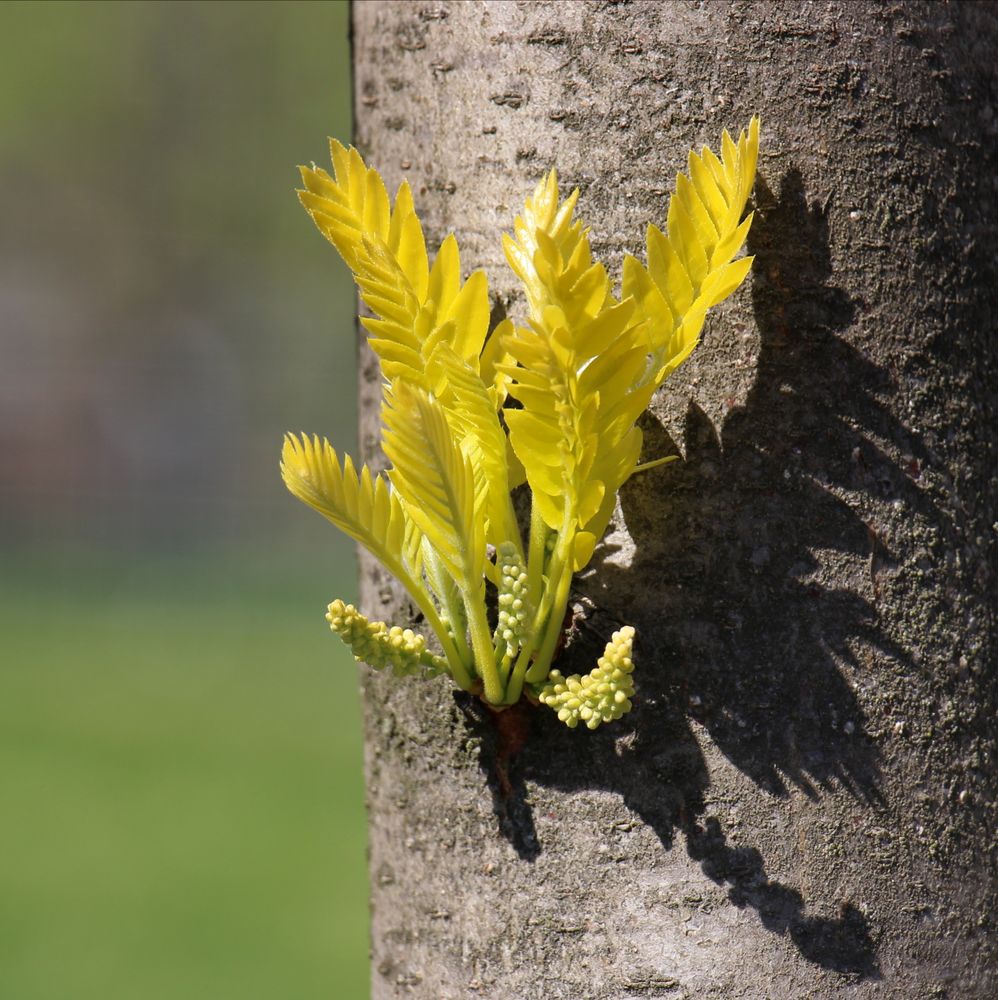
463;168;940;979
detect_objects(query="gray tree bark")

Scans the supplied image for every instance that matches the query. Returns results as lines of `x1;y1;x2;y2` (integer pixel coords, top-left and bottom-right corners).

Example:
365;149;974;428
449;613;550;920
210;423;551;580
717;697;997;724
351;2;996;997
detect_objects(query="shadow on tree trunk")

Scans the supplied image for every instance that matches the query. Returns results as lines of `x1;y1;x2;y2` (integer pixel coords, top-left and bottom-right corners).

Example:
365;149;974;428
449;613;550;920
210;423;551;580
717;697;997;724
458;169;946;980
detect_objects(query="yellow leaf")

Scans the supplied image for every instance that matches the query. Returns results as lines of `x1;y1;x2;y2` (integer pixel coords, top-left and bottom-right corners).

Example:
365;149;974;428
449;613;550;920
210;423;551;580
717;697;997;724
381;383;485;587
572;531;597;571
442;270;490;363
479;317;515;408
298;144;494;390
427;343;520;552
280;433;423;590
427;234;461;317
628;117;760;388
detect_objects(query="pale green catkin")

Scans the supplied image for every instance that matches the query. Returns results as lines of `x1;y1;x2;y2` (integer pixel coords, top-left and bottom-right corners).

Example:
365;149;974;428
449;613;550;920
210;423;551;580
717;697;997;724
326;599;447;678
537;626;636;730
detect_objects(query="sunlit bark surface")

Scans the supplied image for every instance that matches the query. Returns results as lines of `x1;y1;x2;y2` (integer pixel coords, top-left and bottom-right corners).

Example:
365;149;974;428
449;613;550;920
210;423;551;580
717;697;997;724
353;3;997;997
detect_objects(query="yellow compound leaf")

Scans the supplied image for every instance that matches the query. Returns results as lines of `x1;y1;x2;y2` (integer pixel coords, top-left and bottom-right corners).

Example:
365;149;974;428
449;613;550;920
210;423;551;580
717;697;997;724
623;115;759;386
284;118;761;714
381;382;485;588
501;172;645;537
427;343;521;554
280;433;422;588
299;142;490;387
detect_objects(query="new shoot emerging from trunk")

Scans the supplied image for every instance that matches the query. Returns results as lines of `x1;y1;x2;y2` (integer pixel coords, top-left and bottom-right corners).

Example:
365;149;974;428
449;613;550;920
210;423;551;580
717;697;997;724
281;119;759;729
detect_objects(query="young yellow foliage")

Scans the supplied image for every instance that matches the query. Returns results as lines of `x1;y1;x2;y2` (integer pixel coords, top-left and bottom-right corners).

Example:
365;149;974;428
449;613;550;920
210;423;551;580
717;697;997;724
299;140;490;384
425;343;521;555
284;119;760;725
500;172;636;542
280;433;422;587
381;381;486;590
623;117;760;385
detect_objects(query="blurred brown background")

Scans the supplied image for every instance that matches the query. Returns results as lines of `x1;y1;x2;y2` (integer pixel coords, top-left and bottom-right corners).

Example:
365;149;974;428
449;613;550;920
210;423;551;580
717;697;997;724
0;0;357;550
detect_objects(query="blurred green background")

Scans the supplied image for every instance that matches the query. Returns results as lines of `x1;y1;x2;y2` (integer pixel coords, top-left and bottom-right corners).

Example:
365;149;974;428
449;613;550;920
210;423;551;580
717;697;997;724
0;2;368;997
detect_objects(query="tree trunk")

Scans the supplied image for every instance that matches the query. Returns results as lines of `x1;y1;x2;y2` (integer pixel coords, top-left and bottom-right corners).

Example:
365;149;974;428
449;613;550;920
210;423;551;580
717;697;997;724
351;2;996;997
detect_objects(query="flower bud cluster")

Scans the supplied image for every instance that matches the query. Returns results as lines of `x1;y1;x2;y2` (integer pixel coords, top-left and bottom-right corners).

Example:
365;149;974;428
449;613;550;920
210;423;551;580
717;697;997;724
495;542;531;653
537;625;635;729
326;599;445;677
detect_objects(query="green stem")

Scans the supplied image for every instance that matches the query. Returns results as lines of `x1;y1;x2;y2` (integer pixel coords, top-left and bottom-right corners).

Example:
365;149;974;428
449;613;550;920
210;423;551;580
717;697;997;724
497;645;513;685
525;552;574;684
424;545;472;665
504;513;576;703
463;582;503;703
503;644;532;705
525;498;549;611
372;546;474;690
503;493;526;567
407;585;475;692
